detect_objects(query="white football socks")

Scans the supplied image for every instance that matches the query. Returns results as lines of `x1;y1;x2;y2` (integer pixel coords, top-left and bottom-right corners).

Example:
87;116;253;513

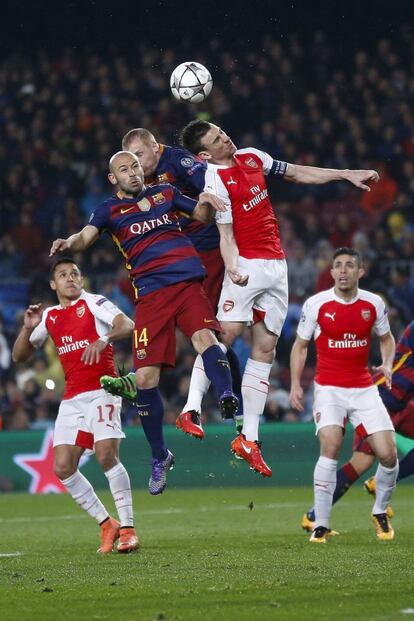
313;456;338;529
104;463;134;528
62;470;108;524
241;358;271;441
181;343;228;413
372;462;399;515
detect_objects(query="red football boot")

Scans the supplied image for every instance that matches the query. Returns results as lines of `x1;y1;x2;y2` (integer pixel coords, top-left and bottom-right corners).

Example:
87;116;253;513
176;410;205;440
231;434;272;477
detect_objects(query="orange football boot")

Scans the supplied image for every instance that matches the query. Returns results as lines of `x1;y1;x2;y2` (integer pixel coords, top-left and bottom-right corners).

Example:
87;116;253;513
97;517;120;553
231;434;272;477
117;527;140;553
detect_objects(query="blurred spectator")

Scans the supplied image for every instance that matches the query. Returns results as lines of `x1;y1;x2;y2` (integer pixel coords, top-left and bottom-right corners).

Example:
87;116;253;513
287;241;316;301
0;315;11;379
360;164;398;216
387;267;414;323
1;25;413;428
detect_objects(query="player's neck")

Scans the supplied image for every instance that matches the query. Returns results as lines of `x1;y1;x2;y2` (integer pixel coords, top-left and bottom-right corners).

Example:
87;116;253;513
57;293;81;308
334;286;359;302
117;185;146;200
212;155;235;167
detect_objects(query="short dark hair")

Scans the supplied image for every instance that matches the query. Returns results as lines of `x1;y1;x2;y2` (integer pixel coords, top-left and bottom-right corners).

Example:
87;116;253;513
180;120;212;154
332;247;361;266
49;256;81;279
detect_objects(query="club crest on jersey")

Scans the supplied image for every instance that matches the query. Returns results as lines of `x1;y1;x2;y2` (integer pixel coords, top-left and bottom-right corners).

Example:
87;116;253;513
152;192;166;205
245;157;258;168
157;173;171;183
76;304;86;319
136;348;147;360
137;197;151;212
180;157;194;168
223;299;234;313
361;309;371;321
76;305;86;318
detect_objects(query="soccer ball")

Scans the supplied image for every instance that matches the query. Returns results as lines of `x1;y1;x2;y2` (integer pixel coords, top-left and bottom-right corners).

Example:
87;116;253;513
170;62;213;104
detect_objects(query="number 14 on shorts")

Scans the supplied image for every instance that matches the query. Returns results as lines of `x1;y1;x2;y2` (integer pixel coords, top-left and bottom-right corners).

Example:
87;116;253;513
134;328;148;347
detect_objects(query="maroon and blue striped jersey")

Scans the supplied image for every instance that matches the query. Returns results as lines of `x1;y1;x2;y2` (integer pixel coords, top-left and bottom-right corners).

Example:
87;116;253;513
145;145;220;252
89;184;206;299
375;321;414;413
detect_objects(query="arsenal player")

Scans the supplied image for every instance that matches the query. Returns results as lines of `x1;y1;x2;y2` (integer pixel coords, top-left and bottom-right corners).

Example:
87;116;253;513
290;247;398;543
12;258;139;554
302;318;414;532
50;152;240;494
180;120;379;478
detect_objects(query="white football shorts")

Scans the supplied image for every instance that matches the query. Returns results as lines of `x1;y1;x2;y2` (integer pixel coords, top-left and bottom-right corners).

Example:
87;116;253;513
216;257;288;336
53;389;125;450
312;382;394;436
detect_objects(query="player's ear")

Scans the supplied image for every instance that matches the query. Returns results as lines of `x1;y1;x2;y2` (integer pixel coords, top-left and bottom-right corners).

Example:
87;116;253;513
358;267;365;278
108;172;117;186
50;279;56;291
198;150;211;161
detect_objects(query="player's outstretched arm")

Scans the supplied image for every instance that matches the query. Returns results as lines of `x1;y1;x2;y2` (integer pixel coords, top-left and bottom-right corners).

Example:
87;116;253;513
373;331;396;390
218;223;249;287
49;225;100;256
81;313;135;366
12;304;43;363
289;336;310;412
284;163;379;190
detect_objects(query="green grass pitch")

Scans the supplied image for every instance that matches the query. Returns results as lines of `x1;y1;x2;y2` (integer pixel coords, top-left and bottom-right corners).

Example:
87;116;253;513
0;485;413;621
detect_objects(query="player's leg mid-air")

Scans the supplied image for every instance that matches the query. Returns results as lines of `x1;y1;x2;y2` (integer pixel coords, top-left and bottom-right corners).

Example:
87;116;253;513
103;279;239;494
176;343;244;440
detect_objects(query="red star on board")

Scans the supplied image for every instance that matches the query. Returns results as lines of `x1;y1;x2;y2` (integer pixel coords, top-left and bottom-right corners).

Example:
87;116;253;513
13;429;67;494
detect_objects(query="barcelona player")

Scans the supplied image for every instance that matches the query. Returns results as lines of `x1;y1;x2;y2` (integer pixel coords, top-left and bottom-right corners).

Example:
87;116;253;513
290;248;397;542
302;319;414;532
100;128;244;440
12;257;139;553
50;152;240;494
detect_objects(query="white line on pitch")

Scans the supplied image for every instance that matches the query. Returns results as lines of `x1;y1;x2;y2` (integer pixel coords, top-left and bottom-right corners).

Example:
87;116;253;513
0;552;22;557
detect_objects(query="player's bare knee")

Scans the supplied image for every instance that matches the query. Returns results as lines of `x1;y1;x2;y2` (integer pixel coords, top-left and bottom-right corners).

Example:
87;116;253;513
96;451;119;471
319;430;342;459
54;461;76;480
251;347;275;364
136;367;159;389
379;448;398;469
191;328;217;353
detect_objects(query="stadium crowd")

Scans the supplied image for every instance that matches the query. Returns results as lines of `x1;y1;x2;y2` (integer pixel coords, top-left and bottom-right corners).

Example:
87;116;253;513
1;24;413;431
